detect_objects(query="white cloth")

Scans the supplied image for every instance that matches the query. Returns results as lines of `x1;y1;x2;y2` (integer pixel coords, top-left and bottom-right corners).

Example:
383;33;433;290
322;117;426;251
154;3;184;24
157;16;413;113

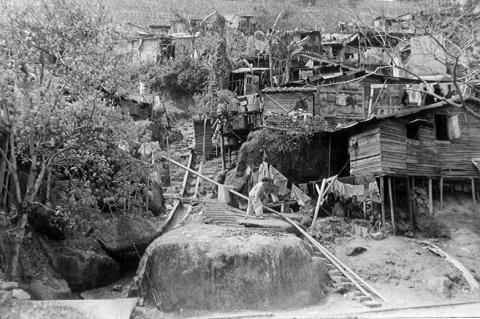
291;184;311;207
247;182;267;217
258;162;288;196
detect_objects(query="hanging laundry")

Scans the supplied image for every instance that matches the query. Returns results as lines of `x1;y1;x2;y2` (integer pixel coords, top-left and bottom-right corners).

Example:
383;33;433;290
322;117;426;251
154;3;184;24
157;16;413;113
329;180;365;201
257;161;289;196
298;183;308;194
291;184;312;207
368;181;382;203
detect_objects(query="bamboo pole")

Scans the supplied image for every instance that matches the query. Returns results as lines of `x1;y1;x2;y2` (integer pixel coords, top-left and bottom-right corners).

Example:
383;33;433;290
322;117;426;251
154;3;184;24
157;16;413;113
363;184;367;220
440;177;444;214
220;127;225;170
388;177;395;235
407;177;414;234
428;178;433;216
202;118;207;161
311;182;325;232
412;176;416;215
380;176;385;227
310;176;337;231
472;178;477;207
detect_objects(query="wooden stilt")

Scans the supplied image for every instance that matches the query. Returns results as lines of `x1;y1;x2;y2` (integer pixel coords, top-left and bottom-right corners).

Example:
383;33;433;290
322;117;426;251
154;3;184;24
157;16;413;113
472;178;477;207
328;136;332;177
388;177;396;235
363;184;367;220
380;176;385;227
412;177;416;233
440;177;444;214
220;130;225;170
428;177;433;216
407;177;414;233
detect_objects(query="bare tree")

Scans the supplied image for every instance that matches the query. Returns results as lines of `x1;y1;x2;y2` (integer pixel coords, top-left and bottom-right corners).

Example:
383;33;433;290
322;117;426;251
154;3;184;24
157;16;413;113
353;1;480;117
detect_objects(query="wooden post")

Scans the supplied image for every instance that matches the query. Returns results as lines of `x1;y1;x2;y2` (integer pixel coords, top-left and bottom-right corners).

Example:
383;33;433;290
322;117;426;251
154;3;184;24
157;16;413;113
380;176;385;227
328;136;332;177
220;127;225;170
407;177;414;234
428;177;433;216
412;177;416;215
202;118;207;161
363;184;367;220
440;177;444;214
472;178;477;206
388;177;396;235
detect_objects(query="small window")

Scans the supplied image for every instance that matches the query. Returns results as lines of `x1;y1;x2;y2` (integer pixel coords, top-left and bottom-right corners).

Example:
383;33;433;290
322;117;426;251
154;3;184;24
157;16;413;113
435;114;449;141
406;123;419;140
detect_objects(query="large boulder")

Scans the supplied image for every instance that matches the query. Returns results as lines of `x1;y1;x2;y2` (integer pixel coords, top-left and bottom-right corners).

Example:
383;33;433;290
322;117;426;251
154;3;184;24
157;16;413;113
236;130;329;183
96;216;164;268
27;279;71;300
27;204;65;241
131;224;330;312
52;247;121;292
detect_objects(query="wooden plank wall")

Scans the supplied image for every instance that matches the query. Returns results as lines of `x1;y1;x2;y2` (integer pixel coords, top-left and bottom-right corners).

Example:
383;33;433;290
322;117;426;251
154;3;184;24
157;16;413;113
406;125;441;176
438;105;480;177
262;92;314;114
317;82;365;120
348;103;480;178
349;126;383;176
379;120;407;174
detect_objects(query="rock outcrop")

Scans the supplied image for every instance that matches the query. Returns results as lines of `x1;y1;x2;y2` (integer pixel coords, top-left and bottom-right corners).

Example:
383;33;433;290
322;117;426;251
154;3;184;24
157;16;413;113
131;224;330;312
52;246;121;291
236;130;331;183
96;216;164;268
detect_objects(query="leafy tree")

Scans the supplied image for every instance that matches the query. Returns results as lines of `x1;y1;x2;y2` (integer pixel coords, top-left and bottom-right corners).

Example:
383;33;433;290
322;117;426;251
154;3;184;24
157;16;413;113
0;0;147;280
138;58;210;100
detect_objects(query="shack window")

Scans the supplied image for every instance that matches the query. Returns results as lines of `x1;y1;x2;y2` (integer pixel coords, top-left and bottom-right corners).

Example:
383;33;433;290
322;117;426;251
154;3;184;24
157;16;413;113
406;123;419;140
435;114;449;141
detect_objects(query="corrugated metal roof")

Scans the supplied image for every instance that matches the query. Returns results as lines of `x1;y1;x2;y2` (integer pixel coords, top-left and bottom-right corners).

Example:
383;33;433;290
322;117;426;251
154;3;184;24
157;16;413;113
261;86;317;93
232;67;270;74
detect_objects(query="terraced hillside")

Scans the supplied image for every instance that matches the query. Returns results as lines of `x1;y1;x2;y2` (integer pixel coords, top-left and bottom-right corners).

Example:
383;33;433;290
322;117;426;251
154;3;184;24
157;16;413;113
7;0;437;31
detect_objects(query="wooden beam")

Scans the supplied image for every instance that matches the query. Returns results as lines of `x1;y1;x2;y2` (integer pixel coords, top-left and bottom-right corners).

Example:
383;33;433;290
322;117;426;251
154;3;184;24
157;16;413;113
440;177;444;214
407;177;414;234
363;184;367;220
310;176;338;231
264;93;289;112
412;176;416;215
328;136;331;177
428;178;433;216
472;179;477;207
380;176;385;227
388;177;396;235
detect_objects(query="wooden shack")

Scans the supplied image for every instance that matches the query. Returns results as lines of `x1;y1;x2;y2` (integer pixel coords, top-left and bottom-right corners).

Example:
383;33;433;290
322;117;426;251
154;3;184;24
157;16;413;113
336;99;480;232
261;87;317;115
346;101;480;179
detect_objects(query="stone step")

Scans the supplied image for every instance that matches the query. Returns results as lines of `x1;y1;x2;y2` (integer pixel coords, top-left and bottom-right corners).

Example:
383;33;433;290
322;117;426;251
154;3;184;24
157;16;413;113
327;264;337;271
355;295;372;302
331;276;350;283
328;269;342;277
312;256;328;263
333;282;355;293
362;300;382;308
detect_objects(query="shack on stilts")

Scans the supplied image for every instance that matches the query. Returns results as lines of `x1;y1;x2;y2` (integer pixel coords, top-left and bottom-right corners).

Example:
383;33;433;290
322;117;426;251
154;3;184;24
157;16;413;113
327;98;480;234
